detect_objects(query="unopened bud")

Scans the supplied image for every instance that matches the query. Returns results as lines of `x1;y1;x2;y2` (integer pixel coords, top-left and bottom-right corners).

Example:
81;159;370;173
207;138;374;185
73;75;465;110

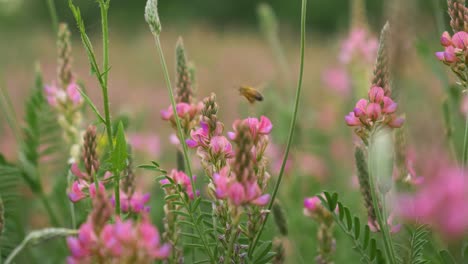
145;0;161;35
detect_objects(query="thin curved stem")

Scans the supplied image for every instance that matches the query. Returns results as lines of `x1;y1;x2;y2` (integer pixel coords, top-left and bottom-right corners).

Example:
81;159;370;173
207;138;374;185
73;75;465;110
152;35;196;200
46;0;59;35
248;0;308;257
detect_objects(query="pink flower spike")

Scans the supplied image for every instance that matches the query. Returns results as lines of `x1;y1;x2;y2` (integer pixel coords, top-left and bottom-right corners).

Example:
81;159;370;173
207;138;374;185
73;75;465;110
366;103;381;121
354;99;368;117
68;181;87;202
440;31;452;47
78;222;97;245
210;136;234;157
345;112;361;126
175;102;190;117
213;171;229;199
368;86;384;103
382;97;397;113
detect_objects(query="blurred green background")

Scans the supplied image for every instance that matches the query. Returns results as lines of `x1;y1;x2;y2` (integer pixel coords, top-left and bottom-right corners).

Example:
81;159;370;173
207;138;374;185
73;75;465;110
0;0;437;34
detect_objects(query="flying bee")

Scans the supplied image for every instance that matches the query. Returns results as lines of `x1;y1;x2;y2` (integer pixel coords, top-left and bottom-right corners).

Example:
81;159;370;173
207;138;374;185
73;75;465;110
239;85;264;104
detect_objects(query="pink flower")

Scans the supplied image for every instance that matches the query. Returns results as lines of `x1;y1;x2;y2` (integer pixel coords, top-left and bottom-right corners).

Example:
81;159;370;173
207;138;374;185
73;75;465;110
160;102;202;121
113;191;151;213
339;28;378;64
397;165;468;239
209;136;234;158
68;181;87;202
161;170;197;199
368;86;384;103
230;116;273;140
366;103;381;121
303;196;321;217
128;133;160;157
322;67;350;95
451;31;468;49
44;84;59;107
440;31;452;46
382;97;397;113
67;83;83;106
138;218;171;259
345;112;361;126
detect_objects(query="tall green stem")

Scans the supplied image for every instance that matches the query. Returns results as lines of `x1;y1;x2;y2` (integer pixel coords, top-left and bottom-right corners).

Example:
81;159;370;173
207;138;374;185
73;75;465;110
248;0;307;257
97;0;119;215
152;35;196;198
367;138;397;264
46;0;59;35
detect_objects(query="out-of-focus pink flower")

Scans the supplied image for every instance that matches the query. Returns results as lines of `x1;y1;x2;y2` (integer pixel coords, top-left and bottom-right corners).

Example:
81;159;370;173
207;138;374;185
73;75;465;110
265;143;292;175
68;180;105;203
345;86;404;129
44;84;59;107
213;167;270;206
160;102;202;121
128;133;161;157
67;83;83;106
440;31;452;47
322;67;351;95
112;191;151;213
67;215;171;262
160;170;198;199
339;28;378;65
297;153;328;182
303;196;321;217
397;164;468;239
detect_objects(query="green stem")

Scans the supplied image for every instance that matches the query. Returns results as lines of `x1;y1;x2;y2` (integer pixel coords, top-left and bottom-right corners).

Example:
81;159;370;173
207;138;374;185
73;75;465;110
39;191;60;227
248;0;307;257
224;225;238;264
367;139;397;264
462;114;468;168
152;35;196;199
97;0;118;215
46;0;59;35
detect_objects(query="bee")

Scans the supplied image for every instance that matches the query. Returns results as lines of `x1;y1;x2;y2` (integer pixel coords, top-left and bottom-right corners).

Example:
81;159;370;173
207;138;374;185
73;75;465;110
239;85;264;104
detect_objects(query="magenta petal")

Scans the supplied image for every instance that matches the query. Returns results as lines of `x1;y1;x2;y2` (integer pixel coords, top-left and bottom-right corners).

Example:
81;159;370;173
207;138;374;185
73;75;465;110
152;243;172;259
252;194;270;206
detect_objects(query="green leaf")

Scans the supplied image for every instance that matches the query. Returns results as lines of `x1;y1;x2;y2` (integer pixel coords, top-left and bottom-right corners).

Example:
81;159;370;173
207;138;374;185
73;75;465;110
254;252;276;264
253;241;272;261
111;122;128;173
439;250;456;264
353;217;360;240
76;87;105;124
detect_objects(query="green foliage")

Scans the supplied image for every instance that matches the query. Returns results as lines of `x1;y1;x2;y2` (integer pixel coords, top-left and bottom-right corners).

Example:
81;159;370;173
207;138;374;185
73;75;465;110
320;191;385;263
439;250;456;264
112;122;128;173
400;225;429;264
4;228;77;264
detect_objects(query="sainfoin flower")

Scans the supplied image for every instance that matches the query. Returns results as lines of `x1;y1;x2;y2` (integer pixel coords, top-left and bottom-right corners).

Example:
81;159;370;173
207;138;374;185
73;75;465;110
345;86;404;129
44;82;83;108
397;165;468;239
435;31;468;64
339;28;378;65
160;169;198;199
160;102;202;122
66;216;170;263
213;166;270;206
112;191;151;213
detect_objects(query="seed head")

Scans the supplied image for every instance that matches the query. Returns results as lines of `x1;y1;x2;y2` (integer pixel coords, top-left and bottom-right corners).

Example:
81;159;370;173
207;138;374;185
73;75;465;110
145;0;162;35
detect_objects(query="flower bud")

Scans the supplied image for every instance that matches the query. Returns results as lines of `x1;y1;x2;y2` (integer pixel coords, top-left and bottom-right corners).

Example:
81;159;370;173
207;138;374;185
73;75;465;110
145;0;161;35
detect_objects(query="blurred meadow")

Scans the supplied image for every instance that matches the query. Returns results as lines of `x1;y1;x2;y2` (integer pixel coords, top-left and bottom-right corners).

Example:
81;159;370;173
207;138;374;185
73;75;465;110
0;0;466;263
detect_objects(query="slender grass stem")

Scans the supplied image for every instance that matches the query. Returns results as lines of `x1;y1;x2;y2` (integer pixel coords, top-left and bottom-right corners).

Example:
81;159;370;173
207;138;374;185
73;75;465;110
152;35;196;200
46;0;59;35
462;114;468;168
248;0;307;257
367;137;397;264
